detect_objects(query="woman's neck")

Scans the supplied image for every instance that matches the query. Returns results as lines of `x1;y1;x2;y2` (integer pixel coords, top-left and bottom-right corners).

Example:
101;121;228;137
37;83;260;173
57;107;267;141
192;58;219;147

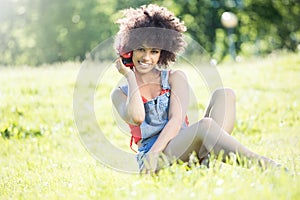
135;68;160;84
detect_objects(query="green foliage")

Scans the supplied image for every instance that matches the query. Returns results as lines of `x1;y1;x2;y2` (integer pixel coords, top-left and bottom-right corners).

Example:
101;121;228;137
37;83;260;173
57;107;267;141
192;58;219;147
0;0;300;65
0;0;118;66
157;0;300;61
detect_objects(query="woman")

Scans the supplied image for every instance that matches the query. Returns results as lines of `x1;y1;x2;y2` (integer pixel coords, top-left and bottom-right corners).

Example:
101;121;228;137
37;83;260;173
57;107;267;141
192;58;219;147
111;4;280;173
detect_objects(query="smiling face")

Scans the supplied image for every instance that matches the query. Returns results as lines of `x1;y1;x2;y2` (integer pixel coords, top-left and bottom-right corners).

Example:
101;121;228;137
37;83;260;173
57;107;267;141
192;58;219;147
132;45;161;73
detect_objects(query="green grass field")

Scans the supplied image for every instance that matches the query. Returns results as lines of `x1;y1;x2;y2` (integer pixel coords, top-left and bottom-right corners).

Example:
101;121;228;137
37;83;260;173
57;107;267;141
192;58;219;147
1;53;300;199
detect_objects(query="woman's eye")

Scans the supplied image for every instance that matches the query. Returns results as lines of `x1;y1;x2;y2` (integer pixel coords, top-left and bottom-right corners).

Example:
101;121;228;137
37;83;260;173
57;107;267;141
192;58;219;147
136;48;145;52
152;50;160;54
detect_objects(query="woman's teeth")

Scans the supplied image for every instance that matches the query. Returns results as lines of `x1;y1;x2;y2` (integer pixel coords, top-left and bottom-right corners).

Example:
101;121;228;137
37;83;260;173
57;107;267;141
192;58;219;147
139;61;150;66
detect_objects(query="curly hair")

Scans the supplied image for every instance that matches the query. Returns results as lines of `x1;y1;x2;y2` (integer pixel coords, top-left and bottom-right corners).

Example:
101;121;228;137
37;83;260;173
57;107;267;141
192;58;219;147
114;4;187;67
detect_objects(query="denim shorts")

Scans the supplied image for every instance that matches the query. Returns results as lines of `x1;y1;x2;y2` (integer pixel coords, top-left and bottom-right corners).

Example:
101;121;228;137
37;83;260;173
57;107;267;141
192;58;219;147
136;134;159;170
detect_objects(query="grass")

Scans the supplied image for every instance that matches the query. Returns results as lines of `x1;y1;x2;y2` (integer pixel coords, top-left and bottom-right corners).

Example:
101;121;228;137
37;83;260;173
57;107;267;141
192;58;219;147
0;53;300;199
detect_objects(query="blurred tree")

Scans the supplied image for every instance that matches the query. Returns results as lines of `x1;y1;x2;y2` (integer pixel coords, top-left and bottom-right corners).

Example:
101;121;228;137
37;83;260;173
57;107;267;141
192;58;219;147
0;0;30;65
234;0;300;57
156;0;300;61
31;0;117;65
0;0;299;66
0;0;118;66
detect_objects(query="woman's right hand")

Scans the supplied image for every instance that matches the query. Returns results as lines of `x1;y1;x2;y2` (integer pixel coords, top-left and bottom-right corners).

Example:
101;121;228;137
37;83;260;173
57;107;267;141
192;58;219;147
115;57;133;76
140;152;159;175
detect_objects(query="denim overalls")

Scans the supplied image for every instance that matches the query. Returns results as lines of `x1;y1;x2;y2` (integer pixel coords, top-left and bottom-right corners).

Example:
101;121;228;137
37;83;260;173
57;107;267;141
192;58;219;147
120;69;171;170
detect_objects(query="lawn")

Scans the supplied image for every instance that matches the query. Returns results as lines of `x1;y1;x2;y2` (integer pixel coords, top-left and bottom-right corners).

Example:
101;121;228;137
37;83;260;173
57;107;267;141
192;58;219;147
0;53;299;199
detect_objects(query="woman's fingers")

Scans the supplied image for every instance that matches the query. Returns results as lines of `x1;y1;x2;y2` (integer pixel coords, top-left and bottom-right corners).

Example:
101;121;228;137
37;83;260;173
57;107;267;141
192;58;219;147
115;57;122;70
115;57;132;75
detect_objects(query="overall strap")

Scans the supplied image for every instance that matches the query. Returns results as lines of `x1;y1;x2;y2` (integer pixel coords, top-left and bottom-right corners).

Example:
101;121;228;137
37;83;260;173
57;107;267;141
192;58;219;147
161;70;171;90
119;85;128;95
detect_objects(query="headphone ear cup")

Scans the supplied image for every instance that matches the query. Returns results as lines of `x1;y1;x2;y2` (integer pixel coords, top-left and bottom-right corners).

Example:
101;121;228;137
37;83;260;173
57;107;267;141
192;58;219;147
121;51;132;59
121;51;134;67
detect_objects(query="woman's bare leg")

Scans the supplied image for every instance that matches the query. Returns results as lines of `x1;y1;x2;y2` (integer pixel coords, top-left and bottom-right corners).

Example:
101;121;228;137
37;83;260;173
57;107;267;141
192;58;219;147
163;118;279;168
204;88;236;134
200;87;236;165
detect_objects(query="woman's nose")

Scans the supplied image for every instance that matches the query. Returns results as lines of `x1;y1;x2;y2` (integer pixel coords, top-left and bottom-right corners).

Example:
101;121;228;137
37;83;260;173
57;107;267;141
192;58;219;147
142;51;151;61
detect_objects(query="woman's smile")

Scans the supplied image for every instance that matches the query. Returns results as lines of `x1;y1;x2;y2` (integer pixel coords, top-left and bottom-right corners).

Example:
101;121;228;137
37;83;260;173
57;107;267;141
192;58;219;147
137;60;153;67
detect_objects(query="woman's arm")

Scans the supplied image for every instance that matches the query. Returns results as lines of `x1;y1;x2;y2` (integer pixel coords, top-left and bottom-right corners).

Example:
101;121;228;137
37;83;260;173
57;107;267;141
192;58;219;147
148;70;190;153
111;58;145;125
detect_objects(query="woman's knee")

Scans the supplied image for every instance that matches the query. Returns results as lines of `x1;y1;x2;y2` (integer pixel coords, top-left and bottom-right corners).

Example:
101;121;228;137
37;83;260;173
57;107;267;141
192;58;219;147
195;117;215;139
199;117;214;126
212;87;236;102
196;117;226;142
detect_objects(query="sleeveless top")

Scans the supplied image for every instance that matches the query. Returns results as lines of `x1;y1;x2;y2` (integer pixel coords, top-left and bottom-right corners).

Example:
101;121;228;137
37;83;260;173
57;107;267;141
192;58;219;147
119;69;188;152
